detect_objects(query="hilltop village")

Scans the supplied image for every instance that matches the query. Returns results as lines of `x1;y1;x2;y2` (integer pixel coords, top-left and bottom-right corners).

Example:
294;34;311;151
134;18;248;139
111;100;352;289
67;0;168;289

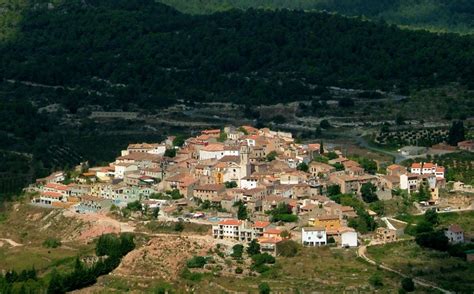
29;126;452;252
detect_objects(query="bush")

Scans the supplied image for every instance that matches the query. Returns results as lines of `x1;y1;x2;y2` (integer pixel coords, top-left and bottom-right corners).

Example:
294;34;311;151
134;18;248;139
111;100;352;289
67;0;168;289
174;222;184;232
231;244;244;259
43;237;62;249
369;273;383;288
401;277;415;292
415;231;449;251
258;282;271;294
186;256;207;268
235;267;243;274
276;240;299;257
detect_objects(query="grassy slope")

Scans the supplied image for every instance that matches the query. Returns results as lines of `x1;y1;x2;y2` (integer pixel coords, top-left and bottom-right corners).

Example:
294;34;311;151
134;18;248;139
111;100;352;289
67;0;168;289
396;210;474;233
368;241;474;292
157;0;474;34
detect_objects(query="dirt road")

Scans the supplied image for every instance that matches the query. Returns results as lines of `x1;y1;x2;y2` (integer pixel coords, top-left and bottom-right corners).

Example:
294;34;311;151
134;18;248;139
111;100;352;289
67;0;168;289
357;245;452;293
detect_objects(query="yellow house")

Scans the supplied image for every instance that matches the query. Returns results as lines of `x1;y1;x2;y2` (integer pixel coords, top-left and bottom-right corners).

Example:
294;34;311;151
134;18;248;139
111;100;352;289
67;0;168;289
309;215;342;230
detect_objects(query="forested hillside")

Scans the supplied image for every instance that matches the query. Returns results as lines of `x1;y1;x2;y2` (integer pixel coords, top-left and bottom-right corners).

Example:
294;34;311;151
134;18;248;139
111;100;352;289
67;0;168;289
0;0;472;109
158;0;474;34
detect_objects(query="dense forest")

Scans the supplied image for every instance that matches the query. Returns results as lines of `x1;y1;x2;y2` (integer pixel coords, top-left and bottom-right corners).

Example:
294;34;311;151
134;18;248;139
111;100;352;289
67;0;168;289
158;0;474;34
0;0;472;109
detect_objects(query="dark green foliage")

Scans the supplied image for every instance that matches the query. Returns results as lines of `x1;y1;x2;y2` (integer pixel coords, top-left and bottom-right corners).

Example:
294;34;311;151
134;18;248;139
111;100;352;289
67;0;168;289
258;282;271;294
235;267;243;274
266;151;277;162
174;221;185;232
152;207;160;219
361;183;378;203
415;231;449;251
43;237;62;249
401;277;415;292
126;200;142;212
369;273;384;288
224;181;237;188
327;237;335;244
326;152;338;160
319;119;331;129
297;162;309;172
172;135;185;147
235;200;248;220
164;149;177;158
158;0;474;34
338;97;354;108
268;203;297;222
276;240;299;257
231;244;244;259
332;163;344;171
251;253;275;273
327;185;341;197
186;256;207;268
424;208;439;225
447;243;474;259
447;120;465;146
96;233;135;258
247;239;261;256
356;157;378;174
47;269;65;294
369;201;385;216
415;220;434;234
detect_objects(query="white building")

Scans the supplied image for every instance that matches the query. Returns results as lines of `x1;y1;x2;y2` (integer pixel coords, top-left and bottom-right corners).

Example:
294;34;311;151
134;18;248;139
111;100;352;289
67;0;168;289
340;228;358;247
199;144;239;160
212;219;270;242
302;227;327;246
444;224;464;244
400;174;419;194
114;163;138;179
240;177;258;190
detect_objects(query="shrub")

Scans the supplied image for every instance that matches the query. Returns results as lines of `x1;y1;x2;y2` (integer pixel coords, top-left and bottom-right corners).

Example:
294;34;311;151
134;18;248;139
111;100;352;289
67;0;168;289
186;256;207;268
235;267;243;274
258;282;271;294
369;273;383;288
276;240;299;257
401;277;415;292
43;237;61;249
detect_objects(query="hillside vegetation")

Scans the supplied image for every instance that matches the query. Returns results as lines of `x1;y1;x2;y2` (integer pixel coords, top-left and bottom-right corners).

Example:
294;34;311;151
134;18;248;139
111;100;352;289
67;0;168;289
158;0;474;34
0;0;472;109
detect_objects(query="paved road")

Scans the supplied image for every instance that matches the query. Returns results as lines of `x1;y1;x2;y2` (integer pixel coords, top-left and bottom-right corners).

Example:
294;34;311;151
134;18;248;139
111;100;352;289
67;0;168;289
357;245;452;293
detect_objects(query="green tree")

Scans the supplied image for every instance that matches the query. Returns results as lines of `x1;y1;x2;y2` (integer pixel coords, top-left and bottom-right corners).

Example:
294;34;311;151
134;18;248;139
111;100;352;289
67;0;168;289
361;183;378;203
319;119;331;129
174;221;184;232
276;240;299;257
236;201;248;220
152;207;160;219
231;244;244;259
258;282;271;294
297;162;309;172
172;135;185;147
247;239;261;256
164;149;176;158
369;273;383;288
47;269;65;294
424;208;439;225
327;185;341;197
401;277;415;292
224;181;237;188
447;120;465;146
266;151;277;162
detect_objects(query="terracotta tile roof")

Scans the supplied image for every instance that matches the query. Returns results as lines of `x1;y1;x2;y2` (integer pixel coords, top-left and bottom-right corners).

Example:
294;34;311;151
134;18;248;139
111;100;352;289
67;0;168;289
45;183;69;191
411;162;422;168
218;219;242;226
264;228;282;235
423;163;435;169
448;224;463;233
202;143;225;151
253;221;271;228
41;191;63;198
